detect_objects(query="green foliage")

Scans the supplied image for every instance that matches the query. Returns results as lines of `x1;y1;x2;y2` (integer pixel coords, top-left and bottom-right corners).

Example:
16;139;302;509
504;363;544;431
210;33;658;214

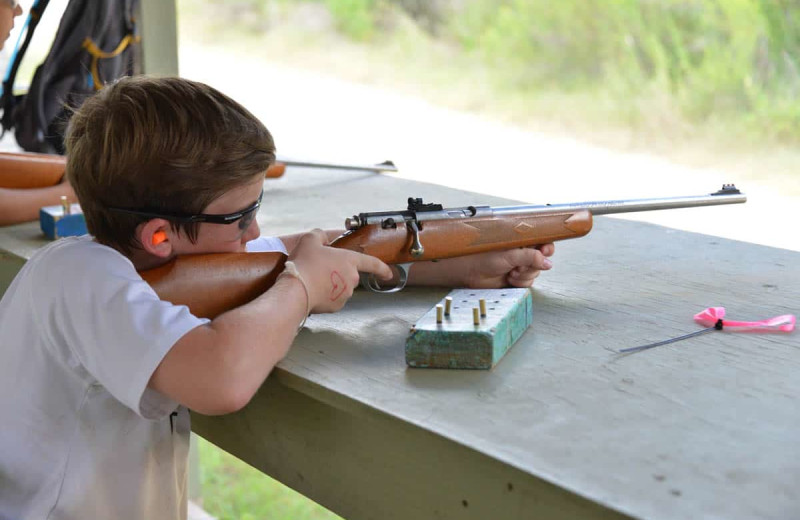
445;0;800;140
181;0;800;142
325;0;380;40
198;437;342;520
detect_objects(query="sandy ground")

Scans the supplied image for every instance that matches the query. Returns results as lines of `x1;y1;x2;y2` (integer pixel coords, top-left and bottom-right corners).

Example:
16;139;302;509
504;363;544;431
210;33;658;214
179;44;797;253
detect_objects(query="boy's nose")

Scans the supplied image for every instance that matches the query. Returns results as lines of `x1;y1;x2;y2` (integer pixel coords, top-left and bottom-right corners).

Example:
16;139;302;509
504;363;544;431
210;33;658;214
240;218;260;244
14;4;22;16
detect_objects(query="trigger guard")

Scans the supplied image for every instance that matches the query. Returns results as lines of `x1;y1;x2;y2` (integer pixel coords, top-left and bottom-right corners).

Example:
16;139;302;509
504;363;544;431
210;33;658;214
360;263;411;293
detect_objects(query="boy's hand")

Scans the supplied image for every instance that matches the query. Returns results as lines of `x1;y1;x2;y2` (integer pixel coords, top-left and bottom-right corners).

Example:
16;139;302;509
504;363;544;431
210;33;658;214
290;229;393;313
463;244;554;288
408;244;555;289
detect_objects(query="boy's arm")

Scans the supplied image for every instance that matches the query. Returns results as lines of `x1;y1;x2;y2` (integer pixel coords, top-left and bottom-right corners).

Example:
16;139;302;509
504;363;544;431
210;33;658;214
148;233;551;415
148;230;393;416
149;273;308;415
0;182;76;226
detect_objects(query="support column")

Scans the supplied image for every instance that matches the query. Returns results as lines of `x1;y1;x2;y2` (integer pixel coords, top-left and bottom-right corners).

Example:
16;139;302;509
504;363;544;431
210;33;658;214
138;0;179;76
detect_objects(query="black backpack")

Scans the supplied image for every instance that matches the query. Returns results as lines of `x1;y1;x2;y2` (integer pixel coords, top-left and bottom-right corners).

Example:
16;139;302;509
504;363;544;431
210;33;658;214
1;0;140;154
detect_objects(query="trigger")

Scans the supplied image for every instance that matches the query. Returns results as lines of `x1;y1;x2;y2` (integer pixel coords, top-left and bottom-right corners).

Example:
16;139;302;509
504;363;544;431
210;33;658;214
360;263;411;293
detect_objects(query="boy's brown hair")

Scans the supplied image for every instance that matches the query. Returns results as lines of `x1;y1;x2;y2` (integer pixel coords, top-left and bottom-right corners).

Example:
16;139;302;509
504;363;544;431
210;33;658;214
65;75;275;255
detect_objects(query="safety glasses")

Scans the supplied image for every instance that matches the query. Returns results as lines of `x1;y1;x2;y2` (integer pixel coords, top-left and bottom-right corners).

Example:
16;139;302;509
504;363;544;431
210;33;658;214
108;191;263;237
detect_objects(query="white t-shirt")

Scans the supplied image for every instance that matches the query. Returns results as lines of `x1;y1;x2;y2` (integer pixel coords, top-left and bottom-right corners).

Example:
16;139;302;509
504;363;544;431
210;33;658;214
0;235;286;520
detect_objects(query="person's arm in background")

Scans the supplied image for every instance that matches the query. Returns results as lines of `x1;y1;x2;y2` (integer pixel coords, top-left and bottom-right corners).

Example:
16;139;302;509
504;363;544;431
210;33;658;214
0;180;76;226
0;3;73;226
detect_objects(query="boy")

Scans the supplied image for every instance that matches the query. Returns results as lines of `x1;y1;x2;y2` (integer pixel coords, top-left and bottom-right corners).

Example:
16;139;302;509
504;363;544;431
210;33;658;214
0;0;76;226
0;76;554;519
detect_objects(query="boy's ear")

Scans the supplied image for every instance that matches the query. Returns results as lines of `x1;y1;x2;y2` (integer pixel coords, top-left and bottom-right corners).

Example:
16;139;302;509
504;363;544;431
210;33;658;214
138;219;173;258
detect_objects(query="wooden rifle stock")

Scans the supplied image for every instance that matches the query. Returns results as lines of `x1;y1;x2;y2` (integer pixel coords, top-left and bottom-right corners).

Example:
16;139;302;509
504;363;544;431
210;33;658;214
0;152;66;189
140;252;287;319
330;210;592;264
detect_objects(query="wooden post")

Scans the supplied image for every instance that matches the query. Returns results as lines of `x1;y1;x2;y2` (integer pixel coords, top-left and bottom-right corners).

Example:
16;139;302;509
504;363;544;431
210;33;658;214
138;0;179;76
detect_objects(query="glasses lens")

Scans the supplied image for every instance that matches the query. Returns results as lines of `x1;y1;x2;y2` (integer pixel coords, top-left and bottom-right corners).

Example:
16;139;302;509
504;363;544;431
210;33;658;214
238;206;258;233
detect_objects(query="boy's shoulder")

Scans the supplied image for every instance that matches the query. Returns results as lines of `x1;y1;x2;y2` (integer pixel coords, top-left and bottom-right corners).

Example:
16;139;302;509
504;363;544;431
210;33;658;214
26;235;133;287
33;235;123;261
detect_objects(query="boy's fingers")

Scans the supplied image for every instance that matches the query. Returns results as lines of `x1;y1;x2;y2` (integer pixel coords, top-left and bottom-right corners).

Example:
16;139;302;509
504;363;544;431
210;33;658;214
508;269;540;287
505;248;553;270
356;253;393;280
300;228;328;246
509;266;533;278
536;243;555;257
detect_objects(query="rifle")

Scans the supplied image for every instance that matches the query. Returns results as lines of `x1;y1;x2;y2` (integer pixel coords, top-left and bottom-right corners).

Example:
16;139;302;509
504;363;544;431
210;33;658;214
141;185;746;318
0;151;395;188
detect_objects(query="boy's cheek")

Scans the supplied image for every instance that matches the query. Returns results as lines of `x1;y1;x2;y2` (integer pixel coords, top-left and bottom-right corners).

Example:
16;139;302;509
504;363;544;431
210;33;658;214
173;234;246;255
207;241;248;254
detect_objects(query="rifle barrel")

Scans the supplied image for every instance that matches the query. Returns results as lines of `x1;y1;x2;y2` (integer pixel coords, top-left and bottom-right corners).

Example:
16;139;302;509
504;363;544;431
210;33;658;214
276;157;397;173
491;185;746;217
345;185;746;229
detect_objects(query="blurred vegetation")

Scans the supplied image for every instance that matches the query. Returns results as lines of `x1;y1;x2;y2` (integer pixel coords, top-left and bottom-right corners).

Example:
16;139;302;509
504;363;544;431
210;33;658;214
447;0;800;142
333;0;800;143
194;0;800;145
197;436;341;520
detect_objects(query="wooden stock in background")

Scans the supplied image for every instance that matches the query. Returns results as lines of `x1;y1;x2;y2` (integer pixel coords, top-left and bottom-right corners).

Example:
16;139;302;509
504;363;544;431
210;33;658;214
0;152;67;189
0;151;285;189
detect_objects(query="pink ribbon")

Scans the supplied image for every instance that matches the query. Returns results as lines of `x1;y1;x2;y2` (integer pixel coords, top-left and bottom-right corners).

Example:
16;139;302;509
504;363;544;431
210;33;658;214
693;307;795;333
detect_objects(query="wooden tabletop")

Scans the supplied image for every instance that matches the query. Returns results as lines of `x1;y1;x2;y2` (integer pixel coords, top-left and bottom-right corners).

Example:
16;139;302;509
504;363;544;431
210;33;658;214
1;168;797;519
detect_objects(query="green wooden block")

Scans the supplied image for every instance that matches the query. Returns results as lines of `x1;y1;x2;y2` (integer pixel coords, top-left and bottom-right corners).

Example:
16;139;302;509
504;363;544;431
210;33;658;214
405;288;533;369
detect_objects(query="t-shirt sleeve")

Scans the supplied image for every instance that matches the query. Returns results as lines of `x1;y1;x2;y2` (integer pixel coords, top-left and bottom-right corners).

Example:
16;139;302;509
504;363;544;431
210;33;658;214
35;243;209;420
246;235;288;254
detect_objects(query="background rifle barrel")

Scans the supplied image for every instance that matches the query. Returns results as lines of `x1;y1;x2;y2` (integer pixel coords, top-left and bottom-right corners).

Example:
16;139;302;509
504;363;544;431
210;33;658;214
491;190;747;217
276;157;398;173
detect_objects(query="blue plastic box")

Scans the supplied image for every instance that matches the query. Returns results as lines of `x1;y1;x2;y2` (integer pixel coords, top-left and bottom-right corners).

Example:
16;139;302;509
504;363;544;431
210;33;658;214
40;202;87;239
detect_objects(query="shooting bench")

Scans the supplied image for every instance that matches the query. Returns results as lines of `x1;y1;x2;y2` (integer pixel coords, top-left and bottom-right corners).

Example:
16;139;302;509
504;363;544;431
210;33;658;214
0;166;797;519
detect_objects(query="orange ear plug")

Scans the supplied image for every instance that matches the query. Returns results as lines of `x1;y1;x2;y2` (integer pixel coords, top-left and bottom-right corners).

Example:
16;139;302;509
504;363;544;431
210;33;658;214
152;231;167;246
